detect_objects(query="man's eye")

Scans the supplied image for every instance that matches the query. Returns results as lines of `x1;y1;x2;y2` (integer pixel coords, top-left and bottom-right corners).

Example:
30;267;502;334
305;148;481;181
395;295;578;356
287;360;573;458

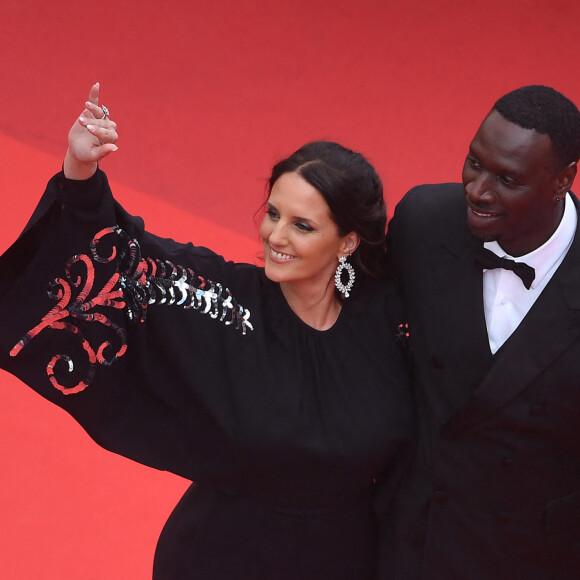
499;175;517;186
468;157;481;170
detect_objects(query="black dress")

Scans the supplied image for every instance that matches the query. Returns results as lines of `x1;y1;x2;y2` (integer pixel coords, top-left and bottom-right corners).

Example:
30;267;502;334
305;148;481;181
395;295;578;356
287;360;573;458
0;170;413;579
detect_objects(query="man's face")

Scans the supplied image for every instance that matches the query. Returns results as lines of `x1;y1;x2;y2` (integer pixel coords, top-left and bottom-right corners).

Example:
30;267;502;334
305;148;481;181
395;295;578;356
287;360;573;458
462;109;564;257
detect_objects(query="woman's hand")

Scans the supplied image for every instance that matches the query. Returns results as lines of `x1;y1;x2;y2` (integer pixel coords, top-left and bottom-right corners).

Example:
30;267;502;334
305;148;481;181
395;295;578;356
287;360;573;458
63;82;119;180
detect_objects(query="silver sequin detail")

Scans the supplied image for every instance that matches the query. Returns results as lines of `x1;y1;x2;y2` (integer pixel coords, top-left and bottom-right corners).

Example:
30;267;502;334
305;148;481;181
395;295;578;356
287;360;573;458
92;226;254;335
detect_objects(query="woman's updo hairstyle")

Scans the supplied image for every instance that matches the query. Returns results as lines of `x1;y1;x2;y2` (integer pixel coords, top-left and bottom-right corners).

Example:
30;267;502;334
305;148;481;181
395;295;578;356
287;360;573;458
268;141;387;282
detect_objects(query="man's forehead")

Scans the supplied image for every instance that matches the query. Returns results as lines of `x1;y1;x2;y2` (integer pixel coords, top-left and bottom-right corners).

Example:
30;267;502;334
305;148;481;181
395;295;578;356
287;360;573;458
467;111;559;178
472;111;552;157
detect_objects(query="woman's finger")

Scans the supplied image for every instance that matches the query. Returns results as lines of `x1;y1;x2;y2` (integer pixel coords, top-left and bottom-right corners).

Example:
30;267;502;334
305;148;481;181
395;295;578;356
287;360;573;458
78;114;117;132
95;142;119;157
85;122;119;145
85;100;110;121
87;82;100;106
85;83;110;121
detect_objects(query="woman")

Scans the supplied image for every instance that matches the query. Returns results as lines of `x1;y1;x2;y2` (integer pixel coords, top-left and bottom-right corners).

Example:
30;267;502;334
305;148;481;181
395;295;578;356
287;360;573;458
0;84;412;579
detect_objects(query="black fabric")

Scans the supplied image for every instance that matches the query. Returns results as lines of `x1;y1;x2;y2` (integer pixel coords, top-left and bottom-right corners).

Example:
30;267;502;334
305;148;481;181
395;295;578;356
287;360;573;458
0;170;413;580
380;182;580;580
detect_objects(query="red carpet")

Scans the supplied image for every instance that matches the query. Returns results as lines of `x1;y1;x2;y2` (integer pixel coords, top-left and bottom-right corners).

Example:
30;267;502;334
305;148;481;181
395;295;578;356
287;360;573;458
2;0;580;577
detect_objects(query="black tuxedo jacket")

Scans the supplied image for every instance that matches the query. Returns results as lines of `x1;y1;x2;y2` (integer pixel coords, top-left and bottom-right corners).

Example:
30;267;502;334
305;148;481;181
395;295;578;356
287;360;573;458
378;183;580;579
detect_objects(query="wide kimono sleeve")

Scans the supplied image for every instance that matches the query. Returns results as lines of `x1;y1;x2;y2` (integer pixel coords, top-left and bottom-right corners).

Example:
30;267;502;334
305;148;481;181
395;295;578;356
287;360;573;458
0;169;262;484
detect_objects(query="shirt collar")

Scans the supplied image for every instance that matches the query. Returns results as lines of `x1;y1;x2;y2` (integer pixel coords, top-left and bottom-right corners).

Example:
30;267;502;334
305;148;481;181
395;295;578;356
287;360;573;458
484;192;577;289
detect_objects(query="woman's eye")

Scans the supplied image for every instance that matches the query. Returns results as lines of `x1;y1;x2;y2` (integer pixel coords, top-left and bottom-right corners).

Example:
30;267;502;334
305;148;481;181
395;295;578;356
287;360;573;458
295;222;314;232
266;208;279;219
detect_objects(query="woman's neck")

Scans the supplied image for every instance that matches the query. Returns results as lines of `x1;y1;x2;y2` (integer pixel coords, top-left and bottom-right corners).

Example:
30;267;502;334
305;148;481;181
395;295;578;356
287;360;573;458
280;280;342;330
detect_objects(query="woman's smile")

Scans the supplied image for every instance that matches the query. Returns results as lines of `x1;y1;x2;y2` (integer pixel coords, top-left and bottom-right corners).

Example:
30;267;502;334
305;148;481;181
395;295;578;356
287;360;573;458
268;247;296;262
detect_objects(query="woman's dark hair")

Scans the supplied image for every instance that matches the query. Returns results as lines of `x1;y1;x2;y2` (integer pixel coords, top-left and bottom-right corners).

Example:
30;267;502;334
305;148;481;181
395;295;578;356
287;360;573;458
267;141;387;282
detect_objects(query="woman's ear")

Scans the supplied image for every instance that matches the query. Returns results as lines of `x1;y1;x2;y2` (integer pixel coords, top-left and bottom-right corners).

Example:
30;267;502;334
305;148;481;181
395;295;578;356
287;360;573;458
340;232;360;255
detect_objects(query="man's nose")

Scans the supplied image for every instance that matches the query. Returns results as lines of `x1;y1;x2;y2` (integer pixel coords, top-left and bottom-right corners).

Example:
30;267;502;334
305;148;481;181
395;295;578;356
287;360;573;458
465;172;494;203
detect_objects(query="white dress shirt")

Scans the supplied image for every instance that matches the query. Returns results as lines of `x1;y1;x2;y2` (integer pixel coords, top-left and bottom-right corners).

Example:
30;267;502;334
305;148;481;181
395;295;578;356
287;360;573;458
483;193;577;354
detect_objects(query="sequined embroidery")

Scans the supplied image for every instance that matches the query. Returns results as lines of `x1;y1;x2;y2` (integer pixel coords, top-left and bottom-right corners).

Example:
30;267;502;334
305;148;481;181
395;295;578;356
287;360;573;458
10;226;253;394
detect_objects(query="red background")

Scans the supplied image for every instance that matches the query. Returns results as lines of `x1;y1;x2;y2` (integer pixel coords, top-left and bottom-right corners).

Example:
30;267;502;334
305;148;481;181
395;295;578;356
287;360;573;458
1;0;580;577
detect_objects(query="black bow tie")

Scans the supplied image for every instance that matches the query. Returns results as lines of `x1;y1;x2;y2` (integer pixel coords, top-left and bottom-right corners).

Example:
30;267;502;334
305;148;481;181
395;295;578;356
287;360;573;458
474;247;536;289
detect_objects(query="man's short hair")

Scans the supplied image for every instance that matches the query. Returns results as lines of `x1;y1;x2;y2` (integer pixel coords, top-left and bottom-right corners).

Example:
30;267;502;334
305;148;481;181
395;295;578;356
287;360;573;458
494;85;580;169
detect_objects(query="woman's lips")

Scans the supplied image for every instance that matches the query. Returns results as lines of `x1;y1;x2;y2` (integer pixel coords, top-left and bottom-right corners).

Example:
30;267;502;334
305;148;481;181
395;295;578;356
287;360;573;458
268;247;296;263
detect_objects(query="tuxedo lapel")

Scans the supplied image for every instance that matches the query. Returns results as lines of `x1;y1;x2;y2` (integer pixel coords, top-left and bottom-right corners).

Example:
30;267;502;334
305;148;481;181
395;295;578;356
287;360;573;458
419;227;493;423
443;198;580;436
436;236;492;367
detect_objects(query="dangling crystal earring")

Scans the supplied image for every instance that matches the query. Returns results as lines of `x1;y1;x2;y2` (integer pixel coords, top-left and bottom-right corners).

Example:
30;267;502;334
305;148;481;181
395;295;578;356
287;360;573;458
335;255;355;298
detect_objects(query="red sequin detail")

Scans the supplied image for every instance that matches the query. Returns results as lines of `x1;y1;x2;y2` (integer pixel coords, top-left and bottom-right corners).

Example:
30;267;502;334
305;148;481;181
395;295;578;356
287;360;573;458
10;225;253;395
10;228;129;394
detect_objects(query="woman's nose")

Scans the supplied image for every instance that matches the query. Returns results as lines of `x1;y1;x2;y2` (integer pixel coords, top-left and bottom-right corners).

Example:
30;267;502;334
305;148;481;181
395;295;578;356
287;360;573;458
268;221;287;245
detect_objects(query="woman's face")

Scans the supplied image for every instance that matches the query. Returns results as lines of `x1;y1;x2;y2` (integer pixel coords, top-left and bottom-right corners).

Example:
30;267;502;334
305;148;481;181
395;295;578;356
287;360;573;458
260;172;357;290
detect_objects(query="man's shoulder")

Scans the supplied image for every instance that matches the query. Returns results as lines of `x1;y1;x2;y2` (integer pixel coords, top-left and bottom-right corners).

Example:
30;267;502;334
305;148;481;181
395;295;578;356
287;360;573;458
392;183;466;228
401;182;465;208
387;183;470;264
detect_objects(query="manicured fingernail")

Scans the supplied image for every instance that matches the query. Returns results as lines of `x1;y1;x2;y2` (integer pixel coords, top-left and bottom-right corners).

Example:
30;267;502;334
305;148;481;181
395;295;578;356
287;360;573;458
87;124;96;131
79;116;87;123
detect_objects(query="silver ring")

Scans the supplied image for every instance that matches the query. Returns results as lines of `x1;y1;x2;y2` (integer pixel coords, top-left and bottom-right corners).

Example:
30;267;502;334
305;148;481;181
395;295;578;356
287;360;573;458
101;105;110;120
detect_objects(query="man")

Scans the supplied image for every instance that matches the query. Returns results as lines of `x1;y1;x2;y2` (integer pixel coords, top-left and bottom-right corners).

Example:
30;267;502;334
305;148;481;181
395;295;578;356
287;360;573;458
379;86;580;579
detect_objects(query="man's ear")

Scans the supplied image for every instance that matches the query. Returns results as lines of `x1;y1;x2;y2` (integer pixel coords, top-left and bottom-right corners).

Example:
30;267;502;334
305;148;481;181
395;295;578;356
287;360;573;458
555;161;577;200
